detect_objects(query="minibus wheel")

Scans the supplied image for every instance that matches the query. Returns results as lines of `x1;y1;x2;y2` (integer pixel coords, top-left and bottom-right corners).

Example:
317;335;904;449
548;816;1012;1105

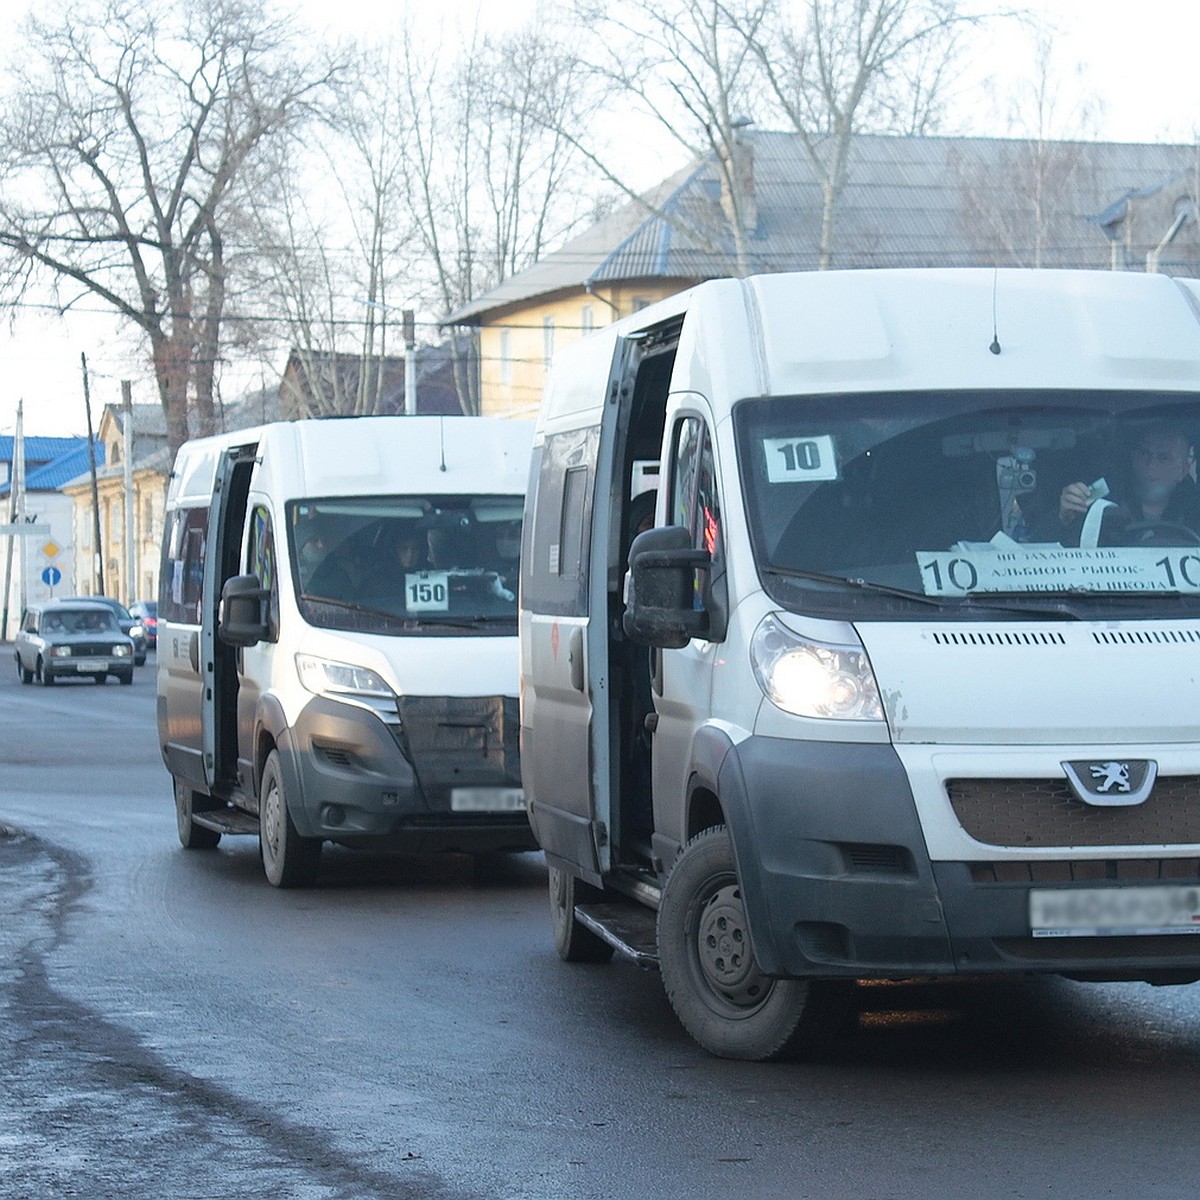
259;750;321;888
549;864;614;963
657;825;815;1061
174;779;221;850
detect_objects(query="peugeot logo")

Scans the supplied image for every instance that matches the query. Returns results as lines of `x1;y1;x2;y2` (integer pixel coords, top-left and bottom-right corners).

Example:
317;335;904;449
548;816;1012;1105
1062;760;1157;807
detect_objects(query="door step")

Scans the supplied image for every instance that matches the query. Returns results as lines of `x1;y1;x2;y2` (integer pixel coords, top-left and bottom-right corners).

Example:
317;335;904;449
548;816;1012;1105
574;901;659;969
194;808;260;836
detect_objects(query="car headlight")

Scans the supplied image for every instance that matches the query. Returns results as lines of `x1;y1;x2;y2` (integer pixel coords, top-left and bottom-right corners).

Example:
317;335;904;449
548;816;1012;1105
750;614;883;721
295;653;393;701
49;645;71;658
129;623;145;638
113;645;131;657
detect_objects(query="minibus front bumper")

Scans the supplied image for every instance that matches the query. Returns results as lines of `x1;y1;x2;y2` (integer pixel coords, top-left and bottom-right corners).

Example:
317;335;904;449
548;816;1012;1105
282;692;536;853
717;735;1200;983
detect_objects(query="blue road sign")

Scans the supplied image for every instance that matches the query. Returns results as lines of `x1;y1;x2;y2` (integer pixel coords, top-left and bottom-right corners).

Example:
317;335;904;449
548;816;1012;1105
41;565;61;586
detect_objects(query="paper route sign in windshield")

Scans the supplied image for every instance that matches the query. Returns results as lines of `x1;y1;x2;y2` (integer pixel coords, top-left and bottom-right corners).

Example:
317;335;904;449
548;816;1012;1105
916;533;1200;596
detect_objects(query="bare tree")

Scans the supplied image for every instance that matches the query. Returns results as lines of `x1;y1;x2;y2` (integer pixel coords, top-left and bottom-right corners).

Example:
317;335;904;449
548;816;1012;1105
241;42;421;418
396;17;597;413
0;0;336;454
748;0;982;269
955;32;1100;269
558;0;772;277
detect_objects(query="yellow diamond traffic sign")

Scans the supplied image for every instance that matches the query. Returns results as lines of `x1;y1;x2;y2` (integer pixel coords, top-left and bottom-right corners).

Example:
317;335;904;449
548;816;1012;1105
42;540;60;558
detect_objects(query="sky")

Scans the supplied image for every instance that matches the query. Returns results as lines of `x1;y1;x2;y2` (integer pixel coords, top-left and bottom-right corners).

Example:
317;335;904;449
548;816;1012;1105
2;0;1199;439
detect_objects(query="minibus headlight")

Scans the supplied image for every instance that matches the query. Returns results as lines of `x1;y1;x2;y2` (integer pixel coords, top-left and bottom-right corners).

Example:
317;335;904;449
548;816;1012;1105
750;615;883;721
295;654;393;701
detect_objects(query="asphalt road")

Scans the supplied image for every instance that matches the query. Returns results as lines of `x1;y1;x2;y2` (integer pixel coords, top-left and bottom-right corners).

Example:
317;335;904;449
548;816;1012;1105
3;651;1200;1199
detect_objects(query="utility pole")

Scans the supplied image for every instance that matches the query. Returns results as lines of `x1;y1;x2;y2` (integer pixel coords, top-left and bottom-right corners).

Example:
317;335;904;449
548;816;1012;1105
122;380;134;604
81;353;104;595
14;402;25;616
403;309;417;416
0;402;20;639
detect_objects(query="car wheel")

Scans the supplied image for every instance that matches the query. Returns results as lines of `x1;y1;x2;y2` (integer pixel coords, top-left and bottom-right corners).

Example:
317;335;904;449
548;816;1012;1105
37;659;54;686
549;863;615;963
17;656;32;685
174;778;221;850
117;671;133;685
135;653;146;667
657;825;824;1062
259;749;321;888
92;673;107;684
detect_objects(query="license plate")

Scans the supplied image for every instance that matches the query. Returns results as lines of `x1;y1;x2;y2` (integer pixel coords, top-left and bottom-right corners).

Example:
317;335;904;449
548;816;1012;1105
1030;885;1200;938
73;659;105;672
450;787;525;813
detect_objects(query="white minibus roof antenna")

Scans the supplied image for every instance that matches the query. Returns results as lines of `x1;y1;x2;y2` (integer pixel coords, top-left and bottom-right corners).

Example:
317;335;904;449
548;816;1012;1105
989;269;1002;356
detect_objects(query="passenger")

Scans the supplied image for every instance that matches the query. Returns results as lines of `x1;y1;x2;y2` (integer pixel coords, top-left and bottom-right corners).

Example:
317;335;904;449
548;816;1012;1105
394;531;426;571
1059;422;1200;540
376;530;429;606
304;529;362;600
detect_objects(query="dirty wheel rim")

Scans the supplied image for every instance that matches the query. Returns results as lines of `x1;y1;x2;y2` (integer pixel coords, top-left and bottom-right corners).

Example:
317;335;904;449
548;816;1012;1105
692;880;774;1014
261;775;283;865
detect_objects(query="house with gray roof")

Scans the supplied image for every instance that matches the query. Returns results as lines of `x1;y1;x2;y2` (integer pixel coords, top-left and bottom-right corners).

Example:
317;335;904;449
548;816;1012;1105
446;130;1200;417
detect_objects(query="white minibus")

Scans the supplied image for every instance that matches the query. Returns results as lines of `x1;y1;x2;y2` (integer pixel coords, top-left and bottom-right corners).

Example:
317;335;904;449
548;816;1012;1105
159;415;534;886
520;269;1200;1059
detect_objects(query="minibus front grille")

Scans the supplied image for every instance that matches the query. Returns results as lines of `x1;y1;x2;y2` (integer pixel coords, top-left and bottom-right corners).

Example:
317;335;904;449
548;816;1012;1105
947;776;1200;848
390;695;521;797
970;858;1200;884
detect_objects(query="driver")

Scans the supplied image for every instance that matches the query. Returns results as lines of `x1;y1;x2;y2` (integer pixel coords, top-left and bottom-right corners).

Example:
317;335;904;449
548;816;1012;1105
1058;423;1200;537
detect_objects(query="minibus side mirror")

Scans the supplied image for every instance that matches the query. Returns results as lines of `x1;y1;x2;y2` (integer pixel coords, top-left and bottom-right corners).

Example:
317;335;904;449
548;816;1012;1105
623;526;710;648
218;574;270;647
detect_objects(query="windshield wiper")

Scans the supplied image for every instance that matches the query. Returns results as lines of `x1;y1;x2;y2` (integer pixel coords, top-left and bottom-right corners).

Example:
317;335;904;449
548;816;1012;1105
421;615;512;631
301;594;405;621
761;566;1078;617
762;565;952;608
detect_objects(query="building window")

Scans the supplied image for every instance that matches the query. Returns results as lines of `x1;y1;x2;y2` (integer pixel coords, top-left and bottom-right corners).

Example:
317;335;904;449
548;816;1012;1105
542;316;555;366
581;304;595;335
633;295;652;312
499;329;512;385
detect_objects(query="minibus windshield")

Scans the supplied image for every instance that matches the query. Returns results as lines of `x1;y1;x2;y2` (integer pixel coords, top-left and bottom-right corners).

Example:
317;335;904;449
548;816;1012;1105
288;495;523;635
734;390;1200;618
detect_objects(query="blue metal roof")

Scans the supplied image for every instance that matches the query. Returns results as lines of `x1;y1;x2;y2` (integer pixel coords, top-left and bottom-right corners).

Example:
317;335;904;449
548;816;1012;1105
0;439;102;495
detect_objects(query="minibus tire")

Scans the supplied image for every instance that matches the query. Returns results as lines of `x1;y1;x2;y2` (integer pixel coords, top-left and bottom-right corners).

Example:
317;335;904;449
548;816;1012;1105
259;750;321;888
657;825;815;1062
549;864;614;963
174;779;221;850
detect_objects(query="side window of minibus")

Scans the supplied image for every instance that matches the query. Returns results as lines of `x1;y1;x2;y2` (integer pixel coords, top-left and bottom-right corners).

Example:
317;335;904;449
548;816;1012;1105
160;506;208;626
668;416;726;636
524;427;598;617
246;504;280;641
670;417;723;561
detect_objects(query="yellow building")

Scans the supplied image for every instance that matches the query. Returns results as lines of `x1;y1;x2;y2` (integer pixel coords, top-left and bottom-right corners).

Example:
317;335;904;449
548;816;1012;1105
62;403;169;606
446;161;718;417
